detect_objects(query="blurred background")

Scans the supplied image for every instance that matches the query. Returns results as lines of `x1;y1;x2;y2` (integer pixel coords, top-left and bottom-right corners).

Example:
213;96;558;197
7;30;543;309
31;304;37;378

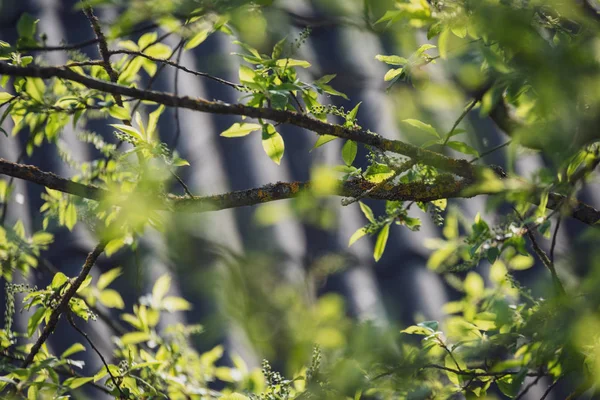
1;0;599;398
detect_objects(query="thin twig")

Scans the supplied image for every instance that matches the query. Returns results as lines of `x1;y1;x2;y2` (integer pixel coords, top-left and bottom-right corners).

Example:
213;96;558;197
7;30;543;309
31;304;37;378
550;217;561;263
67;312;126;398
110;49;242;90
514;373;545;400
514;208;566;295
540;378;561;400
83;5;123;107
172;44;185;148
443;98;478;146
22;242;106;367
470;140;512;163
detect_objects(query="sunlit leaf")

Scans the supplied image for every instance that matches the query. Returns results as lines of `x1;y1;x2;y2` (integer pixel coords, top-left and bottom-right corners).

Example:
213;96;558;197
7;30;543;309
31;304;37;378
373;224;390;261
220;122;261;138
261;124;284;165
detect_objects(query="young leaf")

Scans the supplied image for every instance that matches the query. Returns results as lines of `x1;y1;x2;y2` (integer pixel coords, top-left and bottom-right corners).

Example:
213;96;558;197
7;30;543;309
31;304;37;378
61;343;86;359
375;55;408;65
97;267;122;290
25;78;45;103
312;135;337;150
359;201;375;223
346;102;362;124
146;105;165;142
402;119;440;138
262;124;284;165
374;224;390;262
17;13;38;39
98;289;125;309
220;122;261;138
153;274;171;303
446;141;479;157
185;29;210;50
384;68;404;82
110;124;143;141
275;59;311;68
342;140;358;166
348;227;367;247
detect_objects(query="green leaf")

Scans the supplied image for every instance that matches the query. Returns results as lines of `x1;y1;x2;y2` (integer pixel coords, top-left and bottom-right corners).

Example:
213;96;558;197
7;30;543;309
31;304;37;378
464;272;484;298
65;202;77;230
99;289;125;309
146;105;164;142
348;227;367;247
0;92;14;103
220;122;262;138
144;43;172;59
312;135;337;150
375;55;408;65
27;307;45;337
365;163;395;183
438;29;450;59
342;140;358;166
359;201;375;223
162;296;192;312
110;124;143;141
415;44;437;56
121;331;151;345
401;325;435;335
61;343;86;359
77;275;93;293
25;78;45;103
97;267;122;290
17;13;38;39
153;275;171;303
108;105;130;121
374;224;390;262
346;102;362;124
275;58;311;68
272;37;287;59
185;29;210;50
51;272;69;289
261;124;284;165
138;32;157;49
63;377;93;390
384;68;404;82
402;119;440;138
104;237;126;257
446;141;479;157
315;74;336;84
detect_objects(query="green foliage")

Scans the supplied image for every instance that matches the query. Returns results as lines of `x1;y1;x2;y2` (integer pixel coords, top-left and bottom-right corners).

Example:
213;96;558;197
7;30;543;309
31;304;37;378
0;0;599;399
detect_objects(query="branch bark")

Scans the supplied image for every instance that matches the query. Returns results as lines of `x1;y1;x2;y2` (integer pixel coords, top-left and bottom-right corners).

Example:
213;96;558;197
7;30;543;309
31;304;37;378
0;62;473;178
1;157;598;225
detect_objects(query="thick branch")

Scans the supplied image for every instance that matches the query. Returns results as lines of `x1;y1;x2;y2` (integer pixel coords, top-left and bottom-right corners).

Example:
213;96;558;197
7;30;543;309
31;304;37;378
1;157;598;225
0;62;473;178
22;242;106;367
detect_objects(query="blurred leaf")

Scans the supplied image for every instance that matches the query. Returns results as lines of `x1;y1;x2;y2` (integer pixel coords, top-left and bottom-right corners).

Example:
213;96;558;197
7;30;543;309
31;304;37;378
402;119;440;138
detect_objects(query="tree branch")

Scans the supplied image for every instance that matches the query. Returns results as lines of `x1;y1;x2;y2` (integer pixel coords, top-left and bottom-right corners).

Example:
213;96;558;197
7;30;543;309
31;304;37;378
0;62;473;178
1;157;599;225
22;242;106;367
